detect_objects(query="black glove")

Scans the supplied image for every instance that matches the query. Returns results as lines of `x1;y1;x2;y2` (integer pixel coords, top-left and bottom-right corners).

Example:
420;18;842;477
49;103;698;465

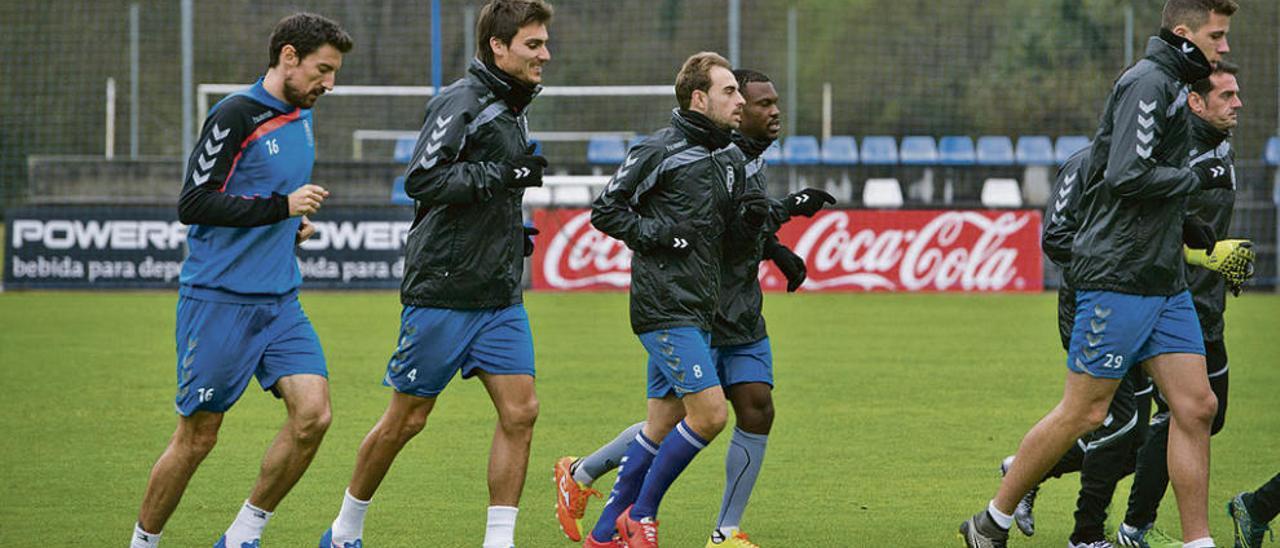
522;225;539;257
657;221;698;255
502;154;548;188
784;188;837;217
1182;215;1217;254
737;191;771;230
765;240;806;292
1193;158;1232;191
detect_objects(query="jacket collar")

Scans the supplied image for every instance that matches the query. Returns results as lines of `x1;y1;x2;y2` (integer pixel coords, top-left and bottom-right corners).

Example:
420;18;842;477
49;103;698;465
1189;113;1229;150
1146;29;1213;84
247;77;296;114
468;58;541;113
731;131;776;160
671;108;733;151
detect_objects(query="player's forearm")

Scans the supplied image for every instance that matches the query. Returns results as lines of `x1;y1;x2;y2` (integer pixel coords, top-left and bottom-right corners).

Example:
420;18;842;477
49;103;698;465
177;185;289;227
591;207;657;252
1109;165;1199;200
403;162;502;205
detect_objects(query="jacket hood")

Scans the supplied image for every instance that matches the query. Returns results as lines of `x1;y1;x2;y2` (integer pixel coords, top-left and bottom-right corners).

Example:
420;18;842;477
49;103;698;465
672;109;734;151
469;58;542;113
1189;111;1229;150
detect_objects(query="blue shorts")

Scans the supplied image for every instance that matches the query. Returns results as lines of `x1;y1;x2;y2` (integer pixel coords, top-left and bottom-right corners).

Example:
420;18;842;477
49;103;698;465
1066;290;1204;379
384;304;535;398
713;337;774;388
174;289;326;416
641;327;721;398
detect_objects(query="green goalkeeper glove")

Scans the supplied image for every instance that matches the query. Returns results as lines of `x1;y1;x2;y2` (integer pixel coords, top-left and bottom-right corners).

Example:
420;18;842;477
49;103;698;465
1185;239;1255;296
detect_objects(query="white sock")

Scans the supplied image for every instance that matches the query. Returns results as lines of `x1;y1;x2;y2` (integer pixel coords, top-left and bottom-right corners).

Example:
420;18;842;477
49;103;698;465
987;500;1014;530
482;505;518;548
1183;538;1216;548
131;523;161;548
331;489;371;544
223;500;272;545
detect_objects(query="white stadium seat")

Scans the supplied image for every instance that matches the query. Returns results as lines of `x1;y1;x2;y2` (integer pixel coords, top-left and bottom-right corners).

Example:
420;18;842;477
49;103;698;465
862;178;904;208
554;185;593;207
981;178;1023;208
522;186;552;207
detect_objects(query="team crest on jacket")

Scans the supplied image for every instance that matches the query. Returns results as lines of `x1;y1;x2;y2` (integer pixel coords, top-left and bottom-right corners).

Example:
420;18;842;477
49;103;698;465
724;165;735;193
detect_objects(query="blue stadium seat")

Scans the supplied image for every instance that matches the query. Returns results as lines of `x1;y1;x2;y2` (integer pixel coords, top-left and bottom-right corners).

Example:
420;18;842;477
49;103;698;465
391;176;412;205
528;138;542;156
1055;135;1091;164
977;136;1015;166
783;136;821;165
822;136;858;165
938;136;976;165
393;137;416;164
860;136;899;165
899;136;937;165
587;136;627;165
1265;136;1280;166
762;140;783;163
1015;136;1055;165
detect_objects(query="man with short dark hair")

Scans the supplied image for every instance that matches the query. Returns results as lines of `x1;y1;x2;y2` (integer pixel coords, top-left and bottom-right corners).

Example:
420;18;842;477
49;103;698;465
552;68;830;548
317;1;552;547
585;51;766;548
1116;59;1245;548
129;12;352;548
960;0;1237;546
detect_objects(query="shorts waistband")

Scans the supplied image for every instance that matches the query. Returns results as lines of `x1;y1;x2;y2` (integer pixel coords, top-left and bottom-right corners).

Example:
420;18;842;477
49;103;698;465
180;285;299;305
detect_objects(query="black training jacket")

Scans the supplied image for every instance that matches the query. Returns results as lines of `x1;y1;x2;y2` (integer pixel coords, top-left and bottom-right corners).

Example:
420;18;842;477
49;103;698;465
591;109;751;334
1185;114;1235;341
1069;31;1212;296
1043;148;1091;350
399;60;538;309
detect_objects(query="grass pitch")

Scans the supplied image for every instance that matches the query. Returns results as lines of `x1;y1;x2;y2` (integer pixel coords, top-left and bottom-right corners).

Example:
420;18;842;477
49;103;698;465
0;290;1276;546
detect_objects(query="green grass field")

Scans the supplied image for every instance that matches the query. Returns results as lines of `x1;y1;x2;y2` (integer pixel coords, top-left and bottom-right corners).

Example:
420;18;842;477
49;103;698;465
0;290;1276;546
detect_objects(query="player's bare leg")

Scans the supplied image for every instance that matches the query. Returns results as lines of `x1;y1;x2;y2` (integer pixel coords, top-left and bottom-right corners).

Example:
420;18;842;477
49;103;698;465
136;410;225;534
480;372;540;506
994;372;1121;514
643;395;687;443
727;383;774;435
346;391;437;500
1144;352;1217;542
246;373;332;510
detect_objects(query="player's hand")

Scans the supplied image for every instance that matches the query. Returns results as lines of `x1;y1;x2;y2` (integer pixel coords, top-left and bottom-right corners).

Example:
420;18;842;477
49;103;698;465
502;153;548;189
1193;158;1232;191
522;224;540;257
766;241;807;292
288;184;329;217
296;215;316;245
658;220;698;256
1182;215;1216;254
785;188;837;217
737;191;771;230
1185;238;1255;296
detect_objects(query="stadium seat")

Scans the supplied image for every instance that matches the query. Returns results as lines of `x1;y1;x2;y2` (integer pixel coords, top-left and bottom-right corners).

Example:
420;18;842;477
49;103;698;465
899;136;937;165
554;185;593;206
529;138;542;156
977;136;1015;166
1265;136;1280;166
523;186;552;207
863;178;904;208
1016;136;1055;165
762;141;783;163
587;136;627;165
393;137;416;164
821;136;858;165
938;136;976;165
783;136;821;165
391;176;412;205
860;136;899;165
1055;135;1091;164
981;178;1023;208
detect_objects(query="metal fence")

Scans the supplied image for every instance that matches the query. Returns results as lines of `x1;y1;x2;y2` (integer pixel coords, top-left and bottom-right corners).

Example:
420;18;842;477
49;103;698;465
2;0;1278;286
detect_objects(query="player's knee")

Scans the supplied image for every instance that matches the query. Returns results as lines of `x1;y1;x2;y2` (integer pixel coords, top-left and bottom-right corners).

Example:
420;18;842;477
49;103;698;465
1080;404;1111;433
499;396;539;433
1183;390;1218;428
179;424;220;457
689;403;728;438
738;401;774;434
291;404;332;444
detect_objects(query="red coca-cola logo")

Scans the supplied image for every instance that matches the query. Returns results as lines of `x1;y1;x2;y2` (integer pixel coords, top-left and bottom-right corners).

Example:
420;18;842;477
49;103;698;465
530;209;1042;292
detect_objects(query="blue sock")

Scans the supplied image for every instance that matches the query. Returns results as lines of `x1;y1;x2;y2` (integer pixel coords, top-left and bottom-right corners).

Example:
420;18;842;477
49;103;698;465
589;431;659;543
632;420;709;519
575;422;646;485
714;428;768;531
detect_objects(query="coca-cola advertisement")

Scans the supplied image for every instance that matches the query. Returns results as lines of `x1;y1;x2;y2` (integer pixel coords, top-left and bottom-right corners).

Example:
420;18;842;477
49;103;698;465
529;208;1043;292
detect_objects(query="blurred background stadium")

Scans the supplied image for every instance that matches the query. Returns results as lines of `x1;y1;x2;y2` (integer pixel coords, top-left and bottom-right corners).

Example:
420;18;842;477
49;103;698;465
1;0;1278;287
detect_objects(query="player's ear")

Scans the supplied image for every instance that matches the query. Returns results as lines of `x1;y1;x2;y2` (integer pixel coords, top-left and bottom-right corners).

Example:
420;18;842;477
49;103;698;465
1188;91;1206;115
280;44;299;68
